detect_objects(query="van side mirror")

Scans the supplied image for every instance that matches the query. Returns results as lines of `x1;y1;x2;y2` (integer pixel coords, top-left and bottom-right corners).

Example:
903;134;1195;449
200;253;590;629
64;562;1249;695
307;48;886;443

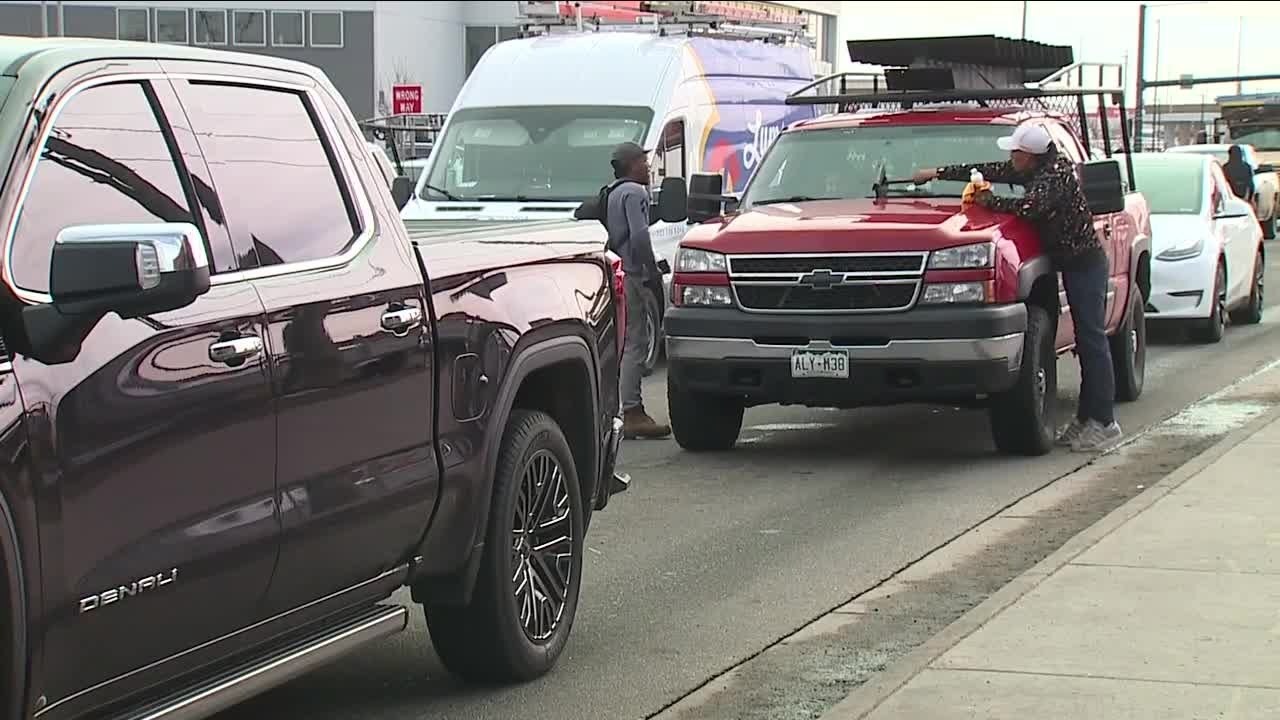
22;222;211;365
655;176;688;224
391;176;414;210
688;172;727;224
1080;160;1126;215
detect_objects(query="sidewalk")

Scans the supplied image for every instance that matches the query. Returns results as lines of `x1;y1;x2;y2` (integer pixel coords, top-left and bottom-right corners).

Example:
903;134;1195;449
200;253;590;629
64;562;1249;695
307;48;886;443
823;412;1280;720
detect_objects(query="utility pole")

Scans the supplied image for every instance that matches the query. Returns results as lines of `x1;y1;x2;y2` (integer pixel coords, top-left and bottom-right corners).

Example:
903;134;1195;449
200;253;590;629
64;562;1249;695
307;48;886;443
1134;3;1147;151
39;0;48;37
1020;1;1028;39
1235;16;1244;94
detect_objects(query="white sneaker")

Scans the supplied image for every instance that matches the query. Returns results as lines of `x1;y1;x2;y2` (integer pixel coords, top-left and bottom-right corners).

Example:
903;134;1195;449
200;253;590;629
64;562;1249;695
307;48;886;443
1070;420;1122;452
1056;418;1087;447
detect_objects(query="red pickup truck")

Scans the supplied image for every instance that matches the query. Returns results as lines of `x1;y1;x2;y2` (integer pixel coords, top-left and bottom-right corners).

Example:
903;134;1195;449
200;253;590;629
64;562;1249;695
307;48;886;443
662;65;1152;456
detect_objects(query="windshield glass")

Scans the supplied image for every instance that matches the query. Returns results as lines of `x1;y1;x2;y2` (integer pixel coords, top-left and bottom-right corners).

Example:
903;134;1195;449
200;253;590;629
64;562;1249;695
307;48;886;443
421;105;653;202
1128;156;1204;215
1233;127;1280;151
742;123;1023;208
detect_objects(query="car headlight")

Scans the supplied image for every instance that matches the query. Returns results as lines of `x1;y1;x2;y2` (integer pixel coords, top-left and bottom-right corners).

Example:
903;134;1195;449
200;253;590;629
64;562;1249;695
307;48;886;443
680;285;734;306
928;242;994;269
920;282;989;305
1156;235;1205;262
674;247;728;273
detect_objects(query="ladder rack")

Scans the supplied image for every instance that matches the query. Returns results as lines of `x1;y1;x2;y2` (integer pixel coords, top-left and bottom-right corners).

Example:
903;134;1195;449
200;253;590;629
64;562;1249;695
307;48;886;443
516;1;812;46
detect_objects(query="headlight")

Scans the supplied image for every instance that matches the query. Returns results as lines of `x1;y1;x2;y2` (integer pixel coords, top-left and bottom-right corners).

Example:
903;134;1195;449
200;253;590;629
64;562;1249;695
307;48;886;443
675;247;728;273
680;285;733;306
920;282;988;305
928;242;994;270
1156;235;1205;261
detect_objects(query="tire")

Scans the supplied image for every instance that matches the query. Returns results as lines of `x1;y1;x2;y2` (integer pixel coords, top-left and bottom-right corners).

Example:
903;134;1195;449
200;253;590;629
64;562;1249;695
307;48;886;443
668;381;744;452
1191;258;1227;344
424;409;584;683
989;304;1056;456
1110;281;1146;402
640;289;662;377
1230;246;1265;325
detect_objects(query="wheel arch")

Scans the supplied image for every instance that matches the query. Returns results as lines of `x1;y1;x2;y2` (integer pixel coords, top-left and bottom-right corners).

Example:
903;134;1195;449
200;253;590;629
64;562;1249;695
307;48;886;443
413;330;601;606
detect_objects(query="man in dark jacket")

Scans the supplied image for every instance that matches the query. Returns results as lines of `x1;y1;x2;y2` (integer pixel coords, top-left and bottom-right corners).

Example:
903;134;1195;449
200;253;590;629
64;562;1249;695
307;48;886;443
914;122;1121;452
1223;144;1256;204
607;142;671;440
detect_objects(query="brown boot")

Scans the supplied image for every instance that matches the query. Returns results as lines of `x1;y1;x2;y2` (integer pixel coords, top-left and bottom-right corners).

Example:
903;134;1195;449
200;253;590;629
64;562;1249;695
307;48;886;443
623;406;671;440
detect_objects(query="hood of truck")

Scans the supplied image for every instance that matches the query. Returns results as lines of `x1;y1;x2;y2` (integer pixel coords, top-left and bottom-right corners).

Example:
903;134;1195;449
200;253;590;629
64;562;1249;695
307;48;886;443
407;217;608;281
400;198;579;222
681;198;1015;254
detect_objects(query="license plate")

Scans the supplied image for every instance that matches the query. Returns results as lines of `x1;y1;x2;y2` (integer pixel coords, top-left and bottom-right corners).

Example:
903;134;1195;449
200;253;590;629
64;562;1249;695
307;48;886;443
790;350;849;379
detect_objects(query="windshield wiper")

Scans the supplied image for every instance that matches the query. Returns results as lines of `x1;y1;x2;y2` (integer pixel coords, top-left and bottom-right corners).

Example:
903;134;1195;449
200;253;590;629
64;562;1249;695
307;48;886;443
869;187;965;199
422;183;462;201
752;195;838;206
475;195;568;203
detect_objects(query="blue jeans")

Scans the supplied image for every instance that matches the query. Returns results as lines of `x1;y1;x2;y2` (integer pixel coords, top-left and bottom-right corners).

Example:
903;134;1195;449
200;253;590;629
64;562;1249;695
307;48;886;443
1062;255;1115;425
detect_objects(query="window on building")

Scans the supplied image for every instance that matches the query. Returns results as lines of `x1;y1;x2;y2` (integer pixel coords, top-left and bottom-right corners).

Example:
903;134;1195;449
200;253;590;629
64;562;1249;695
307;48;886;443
232;10;266;46
11;82;198;294
194;9;227;45
116;7;149;41
465;25;520;77
310;11;344;48
175;82;358;266
155;8;189;44
271;10;304;47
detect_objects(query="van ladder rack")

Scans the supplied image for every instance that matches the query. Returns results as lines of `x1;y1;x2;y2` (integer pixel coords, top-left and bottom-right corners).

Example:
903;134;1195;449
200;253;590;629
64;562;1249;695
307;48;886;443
515;1;812;46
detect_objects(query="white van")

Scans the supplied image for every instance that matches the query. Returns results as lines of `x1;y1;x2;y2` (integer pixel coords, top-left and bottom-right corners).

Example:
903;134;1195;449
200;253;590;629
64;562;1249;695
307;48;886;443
400;31;815;368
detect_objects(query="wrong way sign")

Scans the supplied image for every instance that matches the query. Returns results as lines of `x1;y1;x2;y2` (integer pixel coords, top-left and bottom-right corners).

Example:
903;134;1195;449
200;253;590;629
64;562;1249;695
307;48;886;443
392;84;422;115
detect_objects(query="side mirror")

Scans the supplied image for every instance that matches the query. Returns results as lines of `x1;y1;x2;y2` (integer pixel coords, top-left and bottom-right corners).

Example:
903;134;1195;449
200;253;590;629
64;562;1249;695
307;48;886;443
22;223;211;364
655;176;688;224
724;193;742;214
1079;159;1126;215
1255;163;1275;175
688;172;726;224
1216;198;1251;219
391;176;414;211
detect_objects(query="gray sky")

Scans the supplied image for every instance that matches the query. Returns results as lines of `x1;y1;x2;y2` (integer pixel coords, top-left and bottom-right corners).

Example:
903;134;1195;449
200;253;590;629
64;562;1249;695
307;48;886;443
836;1;1280;104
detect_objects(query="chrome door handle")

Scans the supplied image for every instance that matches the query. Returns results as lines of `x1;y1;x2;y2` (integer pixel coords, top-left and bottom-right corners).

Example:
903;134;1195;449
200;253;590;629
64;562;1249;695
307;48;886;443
381;307;422;334
208;337;264;364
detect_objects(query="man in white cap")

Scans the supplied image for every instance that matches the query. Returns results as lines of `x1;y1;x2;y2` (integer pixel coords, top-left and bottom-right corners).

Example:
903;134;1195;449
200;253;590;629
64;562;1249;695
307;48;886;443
913;121;1120;452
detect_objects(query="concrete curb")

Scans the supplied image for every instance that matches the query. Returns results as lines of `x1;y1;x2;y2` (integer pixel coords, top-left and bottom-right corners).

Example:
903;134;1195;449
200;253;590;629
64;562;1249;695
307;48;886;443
819;403;1280;720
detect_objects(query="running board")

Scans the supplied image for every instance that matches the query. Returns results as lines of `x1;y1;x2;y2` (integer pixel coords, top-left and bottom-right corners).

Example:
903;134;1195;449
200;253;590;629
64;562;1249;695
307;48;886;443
116;604;407;720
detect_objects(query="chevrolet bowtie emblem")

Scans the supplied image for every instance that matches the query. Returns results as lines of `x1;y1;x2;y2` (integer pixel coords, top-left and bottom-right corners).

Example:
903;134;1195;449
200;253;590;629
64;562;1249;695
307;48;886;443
798;269;842;289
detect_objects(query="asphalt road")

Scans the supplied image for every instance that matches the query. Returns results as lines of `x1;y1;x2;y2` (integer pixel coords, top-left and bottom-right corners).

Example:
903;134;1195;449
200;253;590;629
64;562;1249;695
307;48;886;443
220;251;1280;720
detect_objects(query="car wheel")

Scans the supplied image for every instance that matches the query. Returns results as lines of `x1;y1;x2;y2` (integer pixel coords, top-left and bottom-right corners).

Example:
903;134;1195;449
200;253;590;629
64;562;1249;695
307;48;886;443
1230;246;1264;325
668;381;744;452
641;290;662;377
1191;258;1227;343
1110;281;1146;402
989;304;1056;456
424;409;584;682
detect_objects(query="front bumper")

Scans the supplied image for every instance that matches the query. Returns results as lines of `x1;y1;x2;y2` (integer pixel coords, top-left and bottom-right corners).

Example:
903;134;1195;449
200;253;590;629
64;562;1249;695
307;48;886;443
664;304;1027;408
1147;252;1215;320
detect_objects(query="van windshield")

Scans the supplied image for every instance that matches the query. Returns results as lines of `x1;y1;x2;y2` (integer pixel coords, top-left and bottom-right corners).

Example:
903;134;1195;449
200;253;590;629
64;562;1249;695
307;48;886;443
742;124;1023;208
421;105;653;202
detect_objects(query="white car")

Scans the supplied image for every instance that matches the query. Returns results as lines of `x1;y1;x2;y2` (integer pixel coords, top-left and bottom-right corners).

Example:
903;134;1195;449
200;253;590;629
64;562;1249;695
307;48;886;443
1128;152;1265;342
1167;143;1279;239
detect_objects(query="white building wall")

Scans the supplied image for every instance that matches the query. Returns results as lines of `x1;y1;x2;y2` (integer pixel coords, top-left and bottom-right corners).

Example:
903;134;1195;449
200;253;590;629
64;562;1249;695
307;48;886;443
372;1;465;115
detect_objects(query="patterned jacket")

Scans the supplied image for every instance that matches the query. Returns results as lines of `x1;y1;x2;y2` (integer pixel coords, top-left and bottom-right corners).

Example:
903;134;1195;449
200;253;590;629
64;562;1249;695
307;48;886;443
938;152;1105;271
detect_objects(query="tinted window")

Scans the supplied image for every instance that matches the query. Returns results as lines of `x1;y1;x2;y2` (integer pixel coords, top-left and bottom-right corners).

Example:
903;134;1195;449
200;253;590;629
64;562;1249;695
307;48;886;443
11;82;195;293
178;82;358;267
1127;156;1205;215
743;124;1021;208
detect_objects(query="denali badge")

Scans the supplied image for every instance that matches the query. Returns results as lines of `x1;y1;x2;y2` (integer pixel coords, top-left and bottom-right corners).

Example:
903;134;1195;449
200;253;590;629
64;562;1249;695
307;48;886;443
79;568;178;614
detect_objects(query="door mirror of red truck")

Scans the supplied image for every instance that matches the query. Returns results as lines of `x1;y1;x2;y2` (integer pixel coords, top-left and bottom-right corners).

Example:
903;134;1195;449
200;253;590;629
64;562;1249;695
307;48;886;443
1079;159;1126;215
391;176;414;211
22;222;212;365
688;172;726;224
655;176;689;224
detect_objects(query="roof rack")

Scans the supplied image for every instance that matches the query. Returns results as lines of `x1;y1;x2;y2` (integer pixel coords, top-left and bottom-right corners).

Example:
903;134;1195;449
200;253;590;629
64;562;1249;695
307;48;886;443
515;1;812;46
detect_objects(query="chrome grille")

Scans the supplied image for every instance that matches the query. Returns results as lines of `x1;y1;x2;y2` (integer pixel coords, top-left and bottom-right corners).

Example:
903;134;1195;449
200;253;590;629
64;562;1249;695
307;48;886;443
728;253;926;313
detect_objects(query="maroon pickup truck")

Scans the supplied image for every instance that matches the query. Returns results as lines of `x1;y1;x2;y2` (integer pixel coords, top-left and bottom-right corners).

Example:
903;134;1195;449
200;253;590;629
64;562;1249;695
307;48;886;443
0;36;628;719
662;65;1152;456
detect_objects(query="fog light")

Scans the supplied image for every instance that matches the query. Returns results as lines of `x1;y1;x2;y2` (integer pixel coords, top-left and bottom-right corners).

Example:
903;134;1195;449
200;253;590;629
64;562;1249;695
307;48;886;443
680;285;733;306
921;282;986;305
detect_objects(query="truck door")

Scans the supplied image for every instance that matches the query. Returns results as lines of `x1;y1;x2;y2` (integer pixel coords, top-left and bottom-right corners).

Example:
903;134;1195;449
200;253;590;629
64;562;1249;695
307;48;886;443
7;73;278;714
168;70;440;614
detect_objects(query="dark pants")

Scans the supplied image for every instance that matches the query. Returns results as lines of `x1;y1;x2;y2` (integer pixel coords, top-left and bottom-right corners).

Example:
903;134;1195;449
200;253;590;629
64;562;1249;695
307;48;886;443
1062;256;1115;425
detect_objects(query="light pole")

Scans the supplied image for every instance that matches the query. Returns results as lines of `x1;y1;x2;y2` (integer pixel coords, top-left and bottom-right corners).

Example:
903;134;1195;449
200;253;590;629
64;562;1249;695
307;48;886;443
1235;16;1244;94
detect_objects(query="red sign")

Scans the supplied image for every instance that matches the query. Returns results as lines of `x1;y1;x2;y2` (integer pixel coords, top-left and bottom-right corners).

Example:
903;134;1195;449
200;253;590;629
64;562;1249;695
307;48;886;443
392;84;422;115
